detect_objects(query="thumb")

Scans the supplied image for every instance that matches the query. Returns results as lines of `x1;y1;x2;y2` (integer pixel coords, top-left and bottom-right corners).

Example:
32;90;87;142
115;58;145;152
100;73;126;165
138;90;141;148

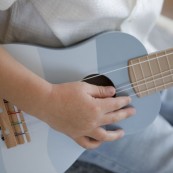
88;84;116;98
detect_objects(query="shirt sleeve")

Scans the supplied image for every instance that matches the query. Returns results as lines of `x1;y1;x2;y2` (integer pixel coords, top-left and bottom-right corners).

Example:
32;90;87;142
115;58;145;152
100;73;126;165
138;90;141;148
0;0;16;10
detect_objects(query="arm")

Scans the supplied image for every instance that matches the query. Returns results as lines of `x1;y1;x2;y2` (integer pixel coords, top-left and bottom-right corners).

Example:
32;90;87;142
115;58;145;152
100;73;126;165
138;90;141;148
0;47;135;149
0;47;51;118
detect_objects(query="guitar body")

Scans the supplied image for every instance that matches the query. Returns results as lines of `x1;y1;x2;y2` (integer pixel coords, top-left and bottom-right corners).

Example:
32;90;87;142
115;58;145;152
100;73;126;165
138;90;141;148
0;32;161;173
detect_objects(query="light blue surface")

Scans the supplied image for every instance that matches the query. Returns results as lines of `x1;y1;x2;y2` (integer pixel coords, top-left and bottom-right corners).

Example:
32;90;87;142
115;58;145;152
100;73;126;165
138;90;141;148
0;32;163;173
45;32;161;172
0;142;6;173
96;32;161;134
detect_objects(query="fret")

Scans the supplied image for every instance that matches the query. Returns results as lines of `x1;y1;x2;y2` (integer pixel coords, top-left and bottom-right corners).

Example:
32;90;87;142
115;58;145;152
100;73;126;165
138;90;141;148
129;60;140;94
166;47;173;68
161;50;173;88
165;48;173;88
129;59;146;97
133;58;144;94
156;52;166;90
146;55;157;94
128;47;173;98
168;48;173;81
140;56;155;93
165;49;173;82
149;53;164;91
158;49;173;88
130;80;173;97
139;57;149;95
147;54;157;94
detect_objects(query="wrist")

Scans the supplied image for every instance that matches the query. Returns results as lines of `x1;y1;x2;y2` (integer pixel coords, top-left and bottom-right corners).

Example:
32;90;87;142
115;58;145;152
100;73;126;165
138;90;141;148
27;80;53;122
0;47;53;124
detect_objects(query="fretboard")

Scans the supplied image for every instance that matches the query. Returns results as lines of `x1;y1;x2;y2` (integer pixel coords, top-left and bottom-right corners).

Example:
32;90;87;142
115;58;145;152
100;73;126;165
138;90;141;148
128;47;173;97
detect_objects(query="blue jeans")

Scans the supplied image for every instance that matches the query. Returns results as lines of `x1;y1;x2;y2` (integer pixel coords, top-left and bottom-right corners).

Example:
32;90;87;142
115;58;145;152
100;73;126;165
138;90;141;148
79;88;173;173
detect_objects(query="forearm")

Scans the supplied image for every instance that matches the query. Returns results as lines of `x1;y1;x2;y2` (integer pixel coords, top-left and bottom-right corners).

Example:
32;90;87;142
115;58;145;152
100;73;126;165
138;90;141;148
0;47;52;118
0;48;134;149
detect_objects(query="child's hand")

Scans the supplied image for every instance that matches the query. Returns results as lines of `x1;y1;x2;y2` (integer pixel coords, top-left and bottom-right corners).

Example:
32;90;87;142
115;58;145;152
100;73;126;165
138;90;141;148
40;82;135;149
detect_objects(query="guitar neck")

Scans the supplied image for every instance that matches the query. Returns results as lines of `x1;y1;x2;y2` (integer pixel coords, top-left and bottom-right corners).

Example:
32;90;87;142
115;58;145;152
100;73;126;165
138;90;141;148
0;99;31;148
128;47;173;97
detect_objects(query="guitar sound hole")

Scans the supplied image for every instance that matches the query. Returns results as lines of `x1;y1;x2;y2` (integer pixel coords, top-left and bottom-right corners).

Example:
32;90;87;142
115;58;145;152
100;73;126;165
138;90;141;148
83;74;116;97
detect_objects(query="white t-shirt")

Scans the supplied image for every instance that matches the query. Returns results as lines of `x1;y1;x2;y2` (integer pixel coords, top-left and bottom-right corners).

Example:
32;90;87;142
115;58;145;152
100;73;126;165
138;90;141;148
2;0;173;126
0;0;164;47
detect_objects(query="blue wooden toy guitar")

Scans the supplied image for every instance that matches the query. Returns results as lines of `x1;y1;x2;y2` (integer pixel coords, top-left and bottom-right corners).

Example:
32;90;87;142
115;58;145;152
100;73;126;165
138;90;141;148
0;32;173;173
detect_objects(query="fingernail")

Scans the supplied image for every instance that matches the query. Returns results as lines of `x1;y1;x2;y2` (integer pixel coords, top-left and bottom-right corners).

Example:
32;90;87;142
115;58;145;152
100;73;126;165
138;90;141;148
107;86;115;95
118;130;125;138
128;97;132;103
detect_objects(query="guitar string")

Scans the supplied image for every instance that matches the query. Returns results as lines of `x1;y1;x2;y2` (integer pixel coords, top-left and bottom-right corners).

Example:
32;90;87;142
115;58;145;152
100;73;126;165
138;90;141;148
129;80;173;97
3;72;173;137
82;51;173;82
3;73;173;137
116;69;173;94
11;77;173;136
6;51;173;123
2;52;173;136
6;69;173;128
2;83;172;140
115;68;173;91
29;81;173;135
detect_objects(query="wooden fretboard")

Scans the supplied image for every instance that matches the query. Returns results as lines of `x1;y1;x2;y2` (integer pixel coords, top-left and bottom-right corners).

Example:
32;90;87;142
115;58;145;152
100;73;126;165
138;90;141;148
128;48;173;97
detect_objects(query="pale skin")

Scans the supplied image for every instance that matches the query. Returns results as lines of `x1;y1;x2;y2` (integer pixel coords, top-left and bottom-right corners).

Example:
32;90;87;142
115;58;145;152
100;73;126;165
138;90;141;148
0;0;170;151
0;47;136;149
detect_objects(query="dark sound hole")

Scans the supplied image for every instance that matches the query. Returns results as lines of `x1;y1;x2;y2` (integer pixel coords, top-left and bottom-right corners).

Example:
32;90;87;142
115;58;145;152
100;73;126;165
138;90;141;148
83;74;116;97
